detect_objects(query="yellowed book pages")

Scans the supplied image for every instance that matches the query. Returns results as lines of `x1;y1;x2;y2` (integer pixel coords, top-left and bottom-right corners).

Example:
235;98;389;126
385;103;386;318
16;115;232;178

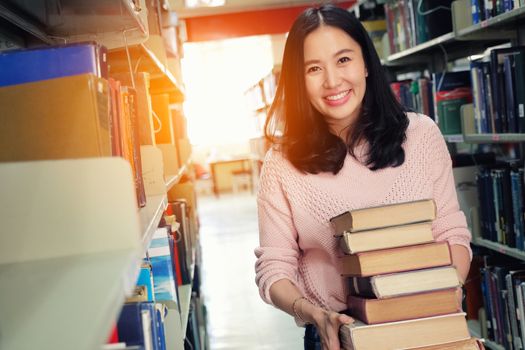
370;266;460;298
331;199;436;234
340;222;434;254
341;241;451;277
405;337;483;349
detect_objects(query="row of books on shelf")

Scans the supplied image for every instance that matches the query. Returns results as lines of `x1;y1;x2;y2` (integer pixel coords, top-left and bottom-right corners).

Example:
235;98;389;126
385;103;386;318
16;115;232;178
470;46;525;135
390;44;525;136
106;185;205;350
476;161;525;250
471;0;523;23
381;0;523;56
468;251;525;350
390;70;471;135
0;41;192;206
384;0;453;54
330;199;483;349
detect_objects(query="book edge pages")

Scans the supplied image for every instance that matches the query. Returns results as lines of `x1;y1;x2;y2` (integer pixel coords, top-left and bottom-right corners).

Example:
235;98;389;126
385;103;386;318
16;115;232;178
344;222;434;254
372;266;460;298
350;199;436;232
345;312;468;349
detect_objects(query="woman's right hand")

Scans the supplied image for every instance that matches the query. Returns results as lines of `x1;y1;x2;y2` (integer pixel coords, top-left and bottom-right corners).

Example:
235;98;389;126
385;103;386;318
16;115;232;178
307;305;354;350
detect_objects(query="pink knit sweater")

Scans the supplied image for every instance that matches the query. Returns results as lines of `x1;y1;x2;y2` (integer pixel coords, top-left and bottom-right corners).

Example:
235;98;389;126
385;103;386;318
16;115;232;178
254;113;472;318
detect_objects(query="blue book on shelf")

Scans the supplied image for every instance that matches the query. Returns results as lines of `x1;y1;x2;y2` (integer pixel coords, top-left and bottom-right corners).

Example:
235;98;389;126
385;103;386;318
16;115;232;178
148;227;179;306
117;302;160;350
0;42;107;87
154;304;168;350
136;262;155;302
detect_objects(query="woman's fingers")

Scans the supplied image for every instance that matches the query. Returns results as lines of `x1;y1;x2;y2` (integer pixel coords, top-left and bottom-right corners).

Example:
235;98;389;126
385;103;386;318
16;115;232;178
338;314;354;324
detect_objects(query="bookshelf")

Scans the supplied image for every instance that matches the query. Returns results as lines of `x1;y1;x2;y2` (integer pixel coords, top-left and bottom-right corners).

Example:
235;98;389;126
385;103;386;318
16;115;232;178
0;0;204;349
0;158;141;350
0;0;149;49
378;0;525;348
107;35;185;103
467;320;505;350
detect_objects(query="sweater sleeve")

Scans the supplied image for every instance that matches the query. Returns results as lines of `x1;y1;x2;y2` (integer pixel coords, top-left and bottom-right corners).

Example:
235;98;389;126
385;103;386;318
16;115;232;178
427;121;473;259
254;151;302;306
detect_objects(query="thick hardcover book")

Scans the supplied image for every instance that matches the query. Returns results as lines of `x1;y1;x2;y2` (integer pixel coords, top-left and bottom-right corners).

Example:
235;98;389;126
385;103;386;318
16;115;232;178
0;73;111;162
339;222;433;254
406;337;484;349
330;199;436;235
341;241;451;277
339;312;469;350
0;42;107;87
348;265;460;298
347;289;460;324
121;86;147;208
117;302;159;350
148;227;179;307
136;262;155;302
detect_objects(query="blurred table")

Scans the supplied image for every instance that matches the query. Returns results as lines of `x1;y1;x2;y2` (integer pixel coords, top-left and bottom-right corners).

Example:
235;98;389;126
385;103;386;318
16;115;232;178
208;157;255;197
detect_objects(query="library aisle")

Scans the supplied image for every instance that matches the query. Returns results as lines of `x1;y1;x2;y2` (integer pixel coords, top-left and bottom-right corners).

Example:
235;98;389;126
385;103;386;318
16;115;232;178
197;192;304;350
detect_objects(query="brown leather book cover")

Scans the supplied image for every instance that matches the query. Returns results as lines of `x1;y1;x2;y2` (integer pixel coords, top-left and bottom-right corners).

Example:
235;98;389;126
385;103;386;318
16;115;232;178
121;86;147;208
341;241;452;277
0;73;111;161
110;72;156;145
347;289;461;324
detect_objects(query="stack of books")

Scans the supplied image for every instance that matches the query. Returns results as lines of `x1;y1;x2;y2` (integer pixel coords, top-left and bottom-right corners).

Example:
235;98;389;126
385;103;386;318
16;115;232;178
330;199;481;349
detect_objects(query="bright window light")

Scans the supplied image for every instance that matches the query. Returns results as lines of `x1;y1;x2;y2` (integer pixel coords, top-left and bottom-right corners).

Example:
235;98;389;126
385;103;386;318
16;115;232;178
185;0;225;7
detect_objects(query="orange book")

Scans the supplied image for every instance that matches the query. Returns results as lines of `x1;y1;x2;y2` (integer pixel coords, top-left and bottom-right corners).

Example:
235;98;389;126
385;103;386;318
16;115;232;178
347;289;461;324
341;241;452;277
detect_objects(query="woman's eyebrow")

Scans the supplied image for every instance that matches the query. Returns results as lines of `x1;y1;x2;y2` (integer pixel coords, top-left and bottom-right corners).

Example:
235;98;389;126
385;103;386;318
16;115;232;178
304;48;355;65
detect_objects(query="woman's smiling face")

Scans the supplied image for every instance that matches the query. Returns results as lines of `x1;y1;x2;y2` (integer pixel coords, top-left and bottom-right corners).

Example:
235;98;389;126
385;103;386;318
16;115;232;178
303;25;368;136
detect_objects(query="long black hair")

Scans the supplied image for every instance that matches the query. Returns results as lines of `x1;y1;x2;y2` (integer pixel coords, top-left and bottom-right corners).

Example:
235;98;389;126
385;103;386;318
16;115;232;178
265;4;408;174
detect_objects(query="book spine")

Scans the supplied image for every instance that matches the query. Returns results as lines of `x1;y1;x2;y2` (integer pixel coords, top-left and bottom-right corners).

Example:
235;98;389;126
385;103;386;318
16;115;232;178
348;276;376;298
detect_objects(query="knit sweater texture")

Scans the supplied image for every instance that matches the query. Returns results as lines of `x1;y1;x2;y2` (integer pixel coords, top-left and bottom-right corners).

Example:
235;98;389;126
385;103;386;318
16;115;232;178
254;113;472;319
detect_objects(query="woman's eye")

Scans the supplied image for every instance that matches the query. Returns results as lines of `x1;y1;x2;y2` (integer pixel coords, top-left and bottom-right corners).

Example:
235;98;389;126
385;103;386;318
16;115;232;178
338;56;351;64
306;66;320;73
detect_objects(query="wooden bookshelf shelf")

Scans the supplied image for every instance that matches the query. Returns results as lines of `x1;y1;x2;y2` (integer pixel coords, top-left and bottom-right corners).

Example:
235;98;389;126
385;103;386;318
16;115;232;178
467;320;505;350
472;237;525;260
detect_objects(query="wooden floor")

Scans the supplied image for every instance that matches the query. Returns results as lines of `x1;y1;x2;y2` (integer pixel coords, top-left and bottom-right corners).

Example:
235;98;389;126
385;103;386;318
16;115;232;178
197;192;304;350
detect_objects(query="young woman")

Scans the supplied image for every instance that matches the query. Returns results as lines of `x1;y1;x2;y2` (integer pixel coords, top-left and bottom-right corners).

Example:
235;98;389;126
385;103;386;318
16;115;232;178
254;5;471;350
